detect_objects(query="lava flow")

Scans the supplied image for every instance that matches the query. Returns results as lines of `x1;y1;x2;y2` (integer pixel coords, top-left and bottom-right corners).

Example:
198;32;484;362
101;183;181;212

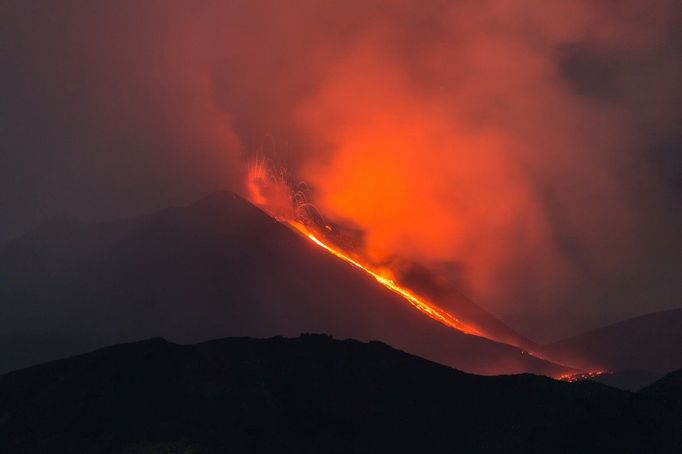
245;158;482;337
288;221;481;336
558;370;607;383
244;160;600;378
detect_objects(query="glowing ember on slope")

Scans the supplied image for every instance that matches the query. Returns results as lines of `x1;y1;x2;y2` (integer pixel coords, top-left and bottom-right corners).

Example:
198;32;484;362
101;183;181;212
558;370;608;383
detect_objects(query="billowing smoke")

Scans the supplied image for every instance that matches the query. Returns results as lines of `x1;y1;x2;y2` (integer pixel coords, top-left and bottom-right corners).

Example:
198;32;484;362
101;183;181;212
2;0;681;339
290;1;682;336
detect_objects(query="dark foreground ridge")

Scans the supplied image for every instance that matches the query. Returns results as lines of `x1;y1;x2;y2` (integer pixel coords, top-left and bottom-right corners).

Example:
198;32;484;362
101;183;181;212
0;335;680;453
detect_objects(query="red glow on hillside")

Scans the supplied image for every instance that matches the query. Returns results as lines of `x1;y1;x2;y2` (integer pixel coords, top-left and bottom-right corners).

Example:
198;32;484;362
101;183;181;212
558;370;607;383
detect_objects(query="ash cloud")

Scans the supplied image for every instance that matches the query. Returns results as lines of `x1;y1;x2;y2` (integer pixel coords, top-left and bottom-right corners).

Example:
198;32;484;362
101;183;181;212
1;0;681;339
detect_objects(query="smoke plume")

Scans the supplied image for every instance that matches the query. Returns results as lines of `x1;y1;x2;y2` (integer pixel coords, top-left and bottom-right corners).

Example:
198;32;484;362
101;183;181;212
2;0;681;339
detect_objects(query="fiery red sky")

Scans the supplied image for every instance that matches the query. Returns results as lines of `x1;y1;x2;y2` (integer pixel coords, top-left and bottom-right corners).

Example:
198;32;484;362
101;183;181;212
2;0;681;340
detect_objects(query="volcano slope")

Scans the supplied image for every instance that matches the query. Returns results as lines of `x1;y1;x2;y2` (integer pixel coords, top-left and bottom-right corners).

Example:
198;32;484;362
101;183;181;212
544;309;682;377
0;191;563;376
0;335;680;453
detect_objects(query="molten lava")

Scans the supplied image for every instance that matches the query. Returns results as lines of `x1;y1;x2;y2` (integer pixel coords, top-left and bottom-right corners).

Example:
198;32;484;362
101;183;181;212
558;370;607;383
288;221;481;336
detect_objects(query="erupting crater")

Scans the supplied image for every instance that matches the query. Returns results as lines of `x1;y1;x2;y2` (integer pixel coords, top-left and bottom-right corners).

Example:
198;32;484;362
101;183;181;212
244;159;596;378
246;158;500;339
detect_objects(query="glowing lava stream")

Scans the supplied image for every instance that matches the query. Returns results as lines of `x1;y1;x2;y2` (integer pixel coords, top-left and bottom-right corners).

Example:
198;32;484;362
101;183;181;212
557;370;607;382
287;221;481;336
286;218;604;379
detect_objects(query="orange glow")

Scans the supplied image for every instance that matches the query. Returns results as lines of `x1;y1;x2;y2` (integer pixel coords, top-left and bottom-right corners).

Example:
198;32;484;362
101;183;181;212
246;158;294;221
558;370;607;383
288;221;481;336
246;159;268;206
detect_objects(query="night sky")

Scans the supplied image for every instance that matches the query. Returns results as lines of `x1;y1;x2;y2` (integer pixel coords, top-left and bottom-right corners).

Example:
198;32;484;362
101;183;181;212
1;0;681;340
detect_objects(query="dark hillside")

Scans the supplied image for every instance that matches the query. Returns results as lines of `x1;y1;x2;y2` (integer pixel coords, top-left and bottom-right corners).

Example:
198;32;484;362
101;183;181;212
1;335;679;453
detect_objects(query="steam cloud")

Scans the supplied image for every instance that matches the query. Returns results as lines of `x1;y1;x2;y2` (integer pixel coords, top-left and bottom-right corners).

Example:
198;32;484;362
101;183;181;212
2;0;681;339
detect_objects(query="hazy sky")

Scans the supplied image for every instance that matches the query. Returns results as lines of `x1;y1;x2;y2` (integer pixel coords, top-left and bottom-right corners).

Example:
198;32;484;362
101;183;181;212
1;0;681;339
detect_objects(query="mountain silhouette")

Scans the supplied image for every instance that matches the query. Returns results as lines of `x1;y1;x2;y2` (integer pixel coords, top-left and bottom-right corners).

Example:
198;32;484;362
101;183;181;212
544;308;682;374
0;335;680;453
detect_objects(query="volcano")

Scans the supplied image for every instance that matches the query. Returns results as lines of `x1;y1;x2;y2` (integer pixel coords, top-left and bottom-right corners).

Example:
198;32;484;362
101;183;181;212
0;191;566;376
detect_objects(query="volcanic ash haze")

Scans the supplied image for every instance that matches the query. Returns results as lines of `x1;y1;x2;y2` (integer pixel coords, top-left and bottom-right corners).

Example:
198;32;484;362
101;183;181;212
254;1;682;339
2;1;682;339
291;3;682;339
